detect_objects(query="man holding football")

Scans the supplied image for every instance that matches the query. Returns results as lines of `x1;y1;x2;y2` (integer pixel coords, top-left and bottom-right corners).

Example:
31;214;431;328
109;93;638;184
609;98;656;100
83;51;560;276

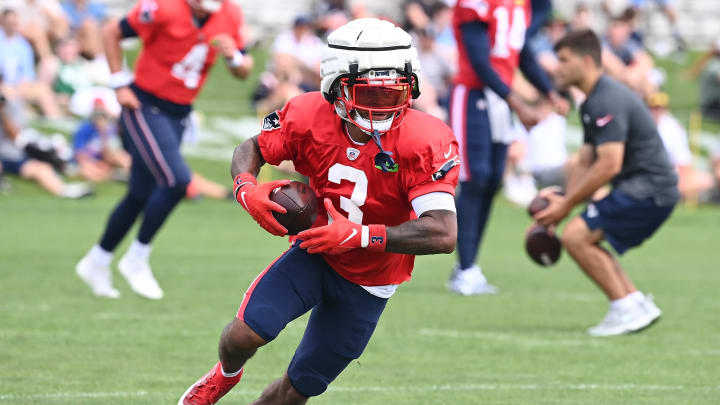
75;0;253;299
535;30;679;336
178;18;460;405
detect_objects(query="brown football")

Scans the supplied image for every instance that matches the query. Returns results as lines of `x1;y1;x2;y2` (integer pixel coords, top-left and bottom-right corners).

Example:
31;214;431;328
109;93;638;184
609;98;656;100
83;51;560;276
527;196;550;217
270;181;319;235
525;224;562;267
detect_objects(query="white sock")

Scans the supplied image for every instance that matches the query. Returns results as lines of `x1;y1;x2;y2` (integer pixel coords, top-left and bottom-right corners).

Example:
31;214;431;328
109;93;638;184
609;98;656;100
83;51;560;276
221;366;242;378
126;240;151;261
89;245;113;267
627;291;645;305
610;294;637;312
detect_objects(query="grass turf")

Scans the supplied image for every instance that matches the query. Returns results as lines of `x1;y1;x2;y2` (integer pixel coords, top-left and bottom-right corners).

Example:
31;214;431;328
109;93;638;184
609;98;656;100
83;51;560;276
1;162;719;404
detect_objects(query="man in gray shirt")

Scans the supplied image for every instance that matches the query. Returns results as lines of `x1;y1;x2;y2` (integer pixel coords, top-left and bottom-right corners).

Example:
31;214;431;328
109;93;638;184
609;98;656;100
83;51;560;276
534;30;679;337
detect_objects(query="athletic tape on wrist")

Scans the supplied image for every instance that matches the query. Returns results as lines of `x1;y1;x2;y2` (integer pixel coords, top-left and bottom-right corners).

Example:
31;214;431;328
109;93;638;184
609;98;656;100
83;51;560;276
109;71;134;89
227;50;245;68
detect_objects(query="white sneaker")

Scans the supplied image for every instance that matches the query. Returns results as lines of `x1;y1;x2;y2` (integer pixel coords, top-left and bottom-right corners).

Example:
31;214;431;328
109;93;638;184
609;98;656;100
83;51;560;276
75;255;121;298
587;303;655;337
447;265;499;296
118;254;164;300
639;294;662;327
61;183;95;199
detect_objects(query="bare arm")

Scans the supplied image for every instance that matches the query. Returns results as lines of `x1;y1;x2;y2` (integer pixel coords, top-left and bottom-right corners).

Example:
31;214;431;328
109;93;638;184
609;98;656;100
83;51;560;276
230;135;265;178
564;142;623;208
565;144;594;196
102;18;124;74
535;142;623;226
0;105;19;140
386;210;457;255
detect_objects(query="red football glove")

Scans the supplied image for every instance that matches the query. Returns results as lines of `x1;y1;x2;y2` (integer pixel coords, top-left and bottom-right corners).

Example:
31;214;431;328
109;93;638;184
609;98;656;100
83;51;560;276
233;173;291;236
298;199;387;255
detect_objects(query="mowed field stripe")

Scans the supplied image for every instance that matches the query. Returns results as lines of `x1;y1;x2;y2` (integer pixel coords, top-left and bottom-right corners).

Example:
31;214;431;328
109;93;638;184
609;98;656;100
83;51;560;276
2;383;718;401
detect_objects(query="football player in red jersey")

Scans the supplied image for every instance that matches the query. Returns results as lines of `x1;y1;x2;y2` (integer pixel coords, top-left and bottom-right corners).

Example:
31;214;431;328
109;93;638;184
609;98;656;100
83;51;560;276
448;0;568;295
178;18;460;405
75;0;253;300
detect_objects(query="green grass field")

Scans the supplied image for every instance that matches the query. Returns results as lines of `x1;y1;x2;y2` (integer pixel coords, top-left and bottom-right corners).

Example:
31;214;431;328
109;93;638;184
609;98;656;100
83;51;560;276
1;160;719;404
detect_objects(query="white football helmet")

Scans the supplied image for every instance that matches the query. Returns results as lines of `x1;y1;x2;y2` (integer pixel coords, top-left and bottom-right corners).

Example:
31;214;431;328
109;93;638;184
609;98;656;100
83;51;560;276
320;18;422;134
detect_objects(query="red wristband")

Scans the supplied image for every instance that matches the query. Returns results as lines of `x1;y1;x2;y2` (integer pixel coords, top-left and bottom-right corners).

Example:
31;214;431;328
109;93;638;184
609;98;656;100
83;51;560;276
233;173;257;207
364;224;387;252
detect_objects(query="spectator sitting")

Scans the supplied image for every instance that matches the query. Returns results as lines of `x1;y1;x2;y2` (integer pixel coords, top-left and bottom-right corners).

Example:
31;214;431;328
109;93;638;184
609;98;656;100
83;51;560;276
403;0;443;32
699;39;720;122
412;26;453;121
601;8;655;95
8;0;69;84
312;0;349;36
73;99;129;183
61;0;105;59
0;8;61;118
647;91;714;202
254;16;324;115
53;36;115;115
0;82;92;198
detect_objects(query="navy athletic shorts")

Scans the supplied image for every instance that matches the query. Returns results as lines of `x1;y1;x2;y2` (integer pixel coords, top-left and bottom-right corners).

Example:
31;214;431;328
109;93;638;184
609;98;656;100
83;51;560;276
0;157;28;175
236;244;388;397
581;189;675;255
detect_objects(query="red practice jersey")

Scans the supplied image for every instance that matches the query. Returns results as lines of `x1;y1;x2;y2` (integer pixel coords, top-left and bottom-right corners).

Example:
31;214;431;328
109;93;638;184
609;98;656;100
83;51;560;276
126;0;245;105
258;93;460;286
453;0;531;89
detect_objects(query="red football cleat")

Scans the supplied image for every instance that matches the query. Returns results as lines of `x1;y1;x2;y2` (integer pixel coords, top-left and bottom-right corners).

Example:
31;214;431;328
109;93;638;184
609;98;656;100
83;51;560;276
178;362;243;405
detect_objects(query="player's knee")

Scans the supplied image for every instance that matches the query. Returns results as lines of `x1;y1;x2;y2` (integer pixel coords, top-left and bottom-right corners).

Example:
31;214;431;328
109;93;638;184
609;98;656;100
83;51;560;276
561;221;587;252
167;171;191;195
220;318;267;354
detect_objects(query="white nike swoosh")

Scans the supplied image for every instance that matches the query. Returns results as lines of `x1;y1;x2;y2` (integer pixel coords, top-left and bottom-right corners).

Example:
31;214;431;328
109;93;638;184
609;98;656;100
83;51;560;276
339;229;357;246
444;146;452;159
240;191;248;208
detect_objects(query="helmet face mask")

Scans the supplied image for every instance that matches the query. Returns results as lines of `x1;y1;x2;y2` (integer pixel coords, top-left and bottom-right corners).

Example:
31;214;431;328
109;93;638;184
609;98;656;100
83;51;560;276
335;69;414;134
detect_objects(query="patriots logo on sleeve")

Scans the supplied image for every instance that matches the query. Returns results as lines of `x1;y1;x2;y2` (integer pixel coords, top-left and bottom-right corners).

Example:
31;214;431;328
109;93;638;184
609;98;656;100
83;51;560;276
432;156;460;181
139;0;158;23
261;111;281;131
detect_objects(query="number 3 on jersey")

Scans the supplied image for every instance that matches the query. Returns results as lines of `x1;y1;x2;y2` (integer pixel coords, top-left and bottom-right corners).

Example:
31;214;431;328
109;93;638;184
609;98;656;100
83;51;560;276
171;43;208;89
328;163;367;224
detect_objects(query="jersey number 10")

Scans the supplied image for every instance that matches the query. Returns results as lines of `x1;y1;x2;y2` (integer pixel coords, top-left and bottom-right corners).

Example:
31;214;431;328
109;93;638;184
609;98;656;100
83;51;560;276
491;6;526;58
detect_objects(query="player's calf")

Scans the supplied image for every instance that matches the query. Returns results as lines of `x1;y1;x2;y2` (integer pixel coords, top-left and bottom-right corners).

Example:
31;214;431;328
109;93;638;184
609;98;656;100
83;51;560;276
250;373;308;405
219;318;267;372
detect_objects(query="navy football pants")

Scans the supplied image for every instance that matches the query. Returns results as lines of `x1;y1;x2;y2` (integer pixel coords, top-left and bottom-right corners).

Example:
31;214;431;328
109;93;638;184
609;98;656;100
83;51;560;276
237;245;388;397
451;85;508;270
98;106;191;251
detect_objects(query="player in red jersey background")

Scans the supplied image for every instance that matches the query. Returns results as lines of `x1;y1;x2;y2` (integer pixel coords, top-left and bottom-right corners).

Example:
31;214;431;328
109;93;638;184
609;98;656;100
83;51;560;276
75;0;253;300
448;0;568;295
178;18;460;405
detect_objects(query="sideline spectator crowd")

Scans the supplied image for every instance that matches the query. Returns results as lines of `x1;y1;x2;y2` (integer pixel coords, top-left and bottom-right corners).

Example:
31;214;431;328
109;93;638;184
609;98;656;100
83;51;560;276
1;0;720;205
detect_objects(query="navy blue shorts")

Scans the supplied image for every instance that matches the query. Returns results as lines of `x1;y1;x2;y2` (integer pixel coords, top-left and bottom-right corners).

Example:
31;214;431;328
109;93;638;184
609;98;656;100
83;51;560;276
581;190;675;255
0;157;28;175
237;245;388;397
449;84;508;186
